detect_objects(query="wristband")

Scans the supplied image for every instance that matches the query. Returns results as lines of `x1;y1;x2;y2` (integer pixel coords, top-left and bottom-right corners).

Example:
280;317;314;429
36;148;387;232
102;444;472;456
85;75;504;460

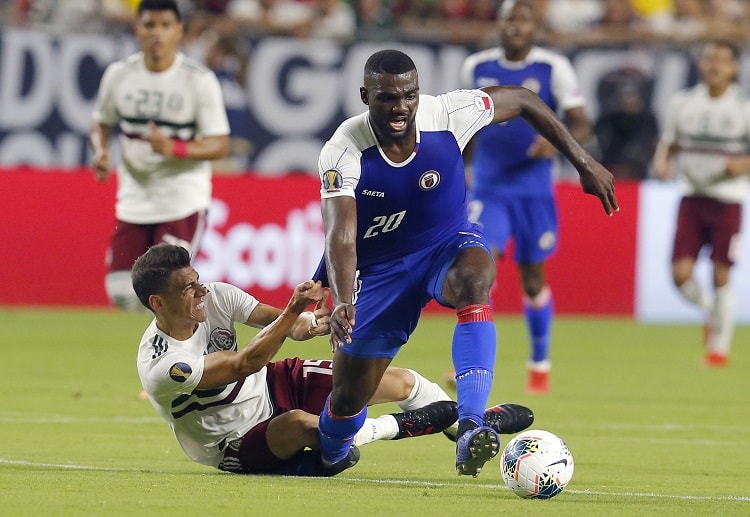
172;139;188;158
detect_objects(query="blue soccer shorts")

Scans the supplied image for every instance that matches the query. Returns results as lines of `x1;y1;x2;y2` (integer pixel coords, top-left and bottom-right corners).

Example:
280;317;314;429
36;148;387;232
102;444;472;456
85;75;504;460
469;194;557;264
313;224;492;358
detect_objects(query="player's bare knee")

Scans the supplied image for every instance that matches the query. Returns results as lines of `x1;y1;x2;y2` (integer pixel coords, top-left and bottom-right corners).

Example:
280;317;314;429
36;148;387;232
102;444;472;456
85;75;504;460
672;259;694;287
522;279;544;298
672;269;691;287
446;268;494;305
379;368;414;401
266;410;319;459
712;263;731;287
286;410;319;440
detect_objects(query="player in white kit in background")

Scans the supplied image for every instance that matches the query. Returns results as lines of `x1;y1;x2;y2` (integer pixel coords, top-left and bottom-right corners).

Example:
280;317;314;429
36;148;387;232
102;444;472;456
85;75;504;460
653;39;750;367
90;0;230;313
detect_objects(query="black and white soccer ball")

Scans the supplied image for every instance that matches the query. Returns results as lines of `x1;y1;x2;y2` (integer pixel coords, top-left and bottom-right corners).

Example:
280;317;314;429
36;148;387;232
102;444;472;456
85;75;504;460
500;429;575;499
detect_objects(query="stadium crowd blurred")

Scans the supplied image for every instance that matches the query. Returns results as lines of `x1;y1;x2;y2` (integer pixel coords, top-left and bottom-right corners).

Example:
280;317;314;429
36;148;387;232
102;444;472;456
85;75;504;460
3;0;749;180
5;0;750;48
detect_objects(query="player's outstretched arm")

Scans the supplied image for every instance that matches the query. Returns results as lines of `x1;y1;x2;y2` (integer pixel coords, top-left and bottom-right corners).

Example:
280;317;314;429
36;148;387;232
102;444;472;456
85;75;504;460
652;140;679;180
199;281;324;388
321;195;358;349
483;86;619;216
724;155;750;177
243;289;331;342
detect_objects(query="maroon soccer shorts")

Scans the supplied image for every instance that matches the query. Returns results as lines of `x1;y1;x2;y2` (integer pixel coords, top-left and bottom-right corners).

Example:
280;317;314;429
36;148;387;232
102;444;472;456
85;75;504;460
235;358;334;473
106;210;206;272
672;196;742;266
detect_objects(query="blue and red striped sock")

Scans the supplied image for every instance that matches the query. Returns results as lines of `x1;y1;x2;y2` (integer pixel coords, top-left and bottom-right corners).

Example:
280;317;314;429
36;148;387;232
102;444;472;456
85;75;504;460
452;304;496;427
318;395;367;464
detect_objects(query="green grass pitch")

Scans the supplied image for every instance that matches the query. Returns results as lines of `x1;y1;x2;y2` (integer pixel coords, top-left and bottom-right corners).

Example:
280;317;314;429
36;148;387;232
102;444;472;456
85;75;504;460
1;308;748;516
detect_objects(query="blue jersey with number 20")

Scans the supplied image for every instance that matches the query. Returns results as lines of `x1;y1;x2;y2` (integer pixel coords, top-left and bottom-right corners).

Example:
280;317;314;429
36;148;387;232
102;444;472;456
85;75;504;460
317;90;495;270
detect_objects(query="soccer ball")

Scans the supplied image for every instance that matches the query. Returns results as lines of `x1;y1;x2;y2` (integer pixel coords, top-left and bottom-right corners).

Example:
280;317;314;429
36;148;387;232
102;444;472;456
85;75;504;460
500;429;575;499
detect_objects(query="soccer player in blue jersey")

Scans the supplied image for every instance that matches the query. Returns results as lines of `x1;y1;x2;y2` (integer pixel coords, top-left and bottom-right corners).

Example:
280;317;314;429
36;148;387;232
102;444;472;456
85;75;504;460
460;0;594;394
313;49;617;477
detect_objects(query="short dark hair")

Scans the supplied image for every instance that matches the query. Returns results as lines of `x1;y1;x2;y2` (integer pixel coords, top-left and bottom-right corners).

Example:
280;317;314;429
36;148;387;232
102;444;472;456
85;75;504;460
704;39;740;61
137;0;181;21
499;0;535;20
131;244;191;310
364;50;417;78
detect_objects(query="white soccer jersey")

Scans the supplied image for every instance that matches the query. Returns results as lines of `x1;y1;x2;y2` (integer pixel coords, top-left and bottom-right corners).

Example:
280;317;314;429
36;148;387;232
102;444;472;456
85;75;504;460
92;52;230;223
136;282;268;468
661;83;750;202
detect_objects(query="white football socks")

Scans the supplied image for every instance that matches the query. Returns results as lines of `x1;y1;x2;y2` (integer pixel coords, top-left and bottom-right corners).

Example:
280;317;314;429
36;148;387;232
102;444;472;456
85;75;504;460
353;369;455;446
396;368;452;412
105;271;149;313
679;279;735;356
353;415;399;446
709;285;735;355
677;278;713;311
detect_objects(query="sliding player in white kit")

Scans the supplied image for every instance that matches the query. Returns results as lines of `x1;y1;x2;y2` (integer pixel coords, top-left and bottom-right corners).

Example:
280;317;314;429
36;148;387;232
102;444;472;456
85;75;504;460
133;244;532;476
90;0;229;312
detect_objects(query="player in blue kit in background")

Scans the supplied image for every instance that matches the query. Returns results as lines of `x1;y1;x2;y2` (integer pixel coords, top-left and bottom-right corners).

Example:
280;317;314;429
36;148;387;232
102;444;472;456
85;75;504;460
460;0;594;394
313;49;617;476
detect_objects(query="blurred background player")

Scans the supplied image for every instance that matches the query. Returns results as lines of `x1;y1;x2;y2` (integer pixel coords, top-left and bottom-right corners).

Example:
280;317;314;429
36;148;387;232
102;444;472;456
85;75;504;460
459;0;593;393
652;39;750;367
89;0;230;312
593;66;659;181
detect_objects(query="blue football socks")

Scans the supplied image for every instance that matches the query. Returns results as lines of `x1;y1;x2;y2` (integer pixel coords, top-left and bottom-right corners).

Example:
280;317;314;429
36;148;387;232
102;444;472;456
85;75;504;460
524;293;553;363
318;395;367;464
452;305;496;426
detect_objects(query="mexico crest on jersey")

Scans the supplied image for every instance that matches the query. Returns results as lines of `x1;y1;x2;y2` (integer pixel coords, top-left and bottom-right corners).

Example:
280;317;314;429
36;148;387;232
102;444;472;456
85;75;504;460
207;327;236;353
418;170;441;191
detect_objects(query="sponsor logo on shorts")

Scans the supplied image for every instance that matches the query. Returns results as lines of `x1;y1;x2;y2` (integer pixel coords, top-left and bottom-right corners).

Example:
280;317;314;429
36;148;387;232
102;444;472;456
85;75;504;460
539;231;556;251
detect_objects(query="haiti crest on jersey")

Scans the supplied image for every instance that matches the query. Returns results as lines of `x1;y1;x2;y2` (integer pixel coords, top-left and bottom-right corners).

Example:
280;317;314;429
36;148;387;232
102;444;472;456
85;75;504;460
418;170;441;191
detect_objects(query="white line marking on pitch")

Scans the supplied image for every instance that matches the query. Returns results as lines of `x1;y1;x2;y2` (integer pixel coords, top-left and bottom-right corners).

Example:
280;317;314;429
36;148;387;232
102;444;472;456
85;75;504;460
341;477;750;502
1;458;748;502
